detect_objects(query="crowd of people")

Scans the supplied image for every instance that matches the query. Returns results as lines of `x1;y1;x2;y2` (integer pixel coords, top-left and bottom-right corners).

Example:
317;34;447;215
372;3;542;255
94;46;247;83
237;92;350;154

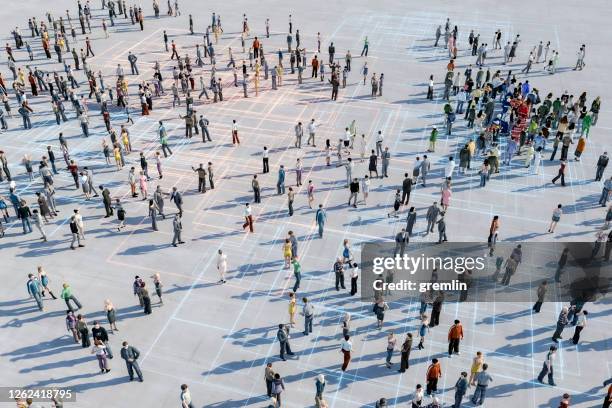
1;1;611;407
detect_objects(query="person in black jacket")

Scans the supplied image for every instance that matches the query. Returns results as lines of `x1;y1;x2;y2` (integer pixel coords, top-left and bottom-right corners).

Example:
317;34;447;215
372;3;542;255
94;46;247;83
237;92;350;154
91;321;113;358
402;173;413;205
120;341;143;382
18;200;32;234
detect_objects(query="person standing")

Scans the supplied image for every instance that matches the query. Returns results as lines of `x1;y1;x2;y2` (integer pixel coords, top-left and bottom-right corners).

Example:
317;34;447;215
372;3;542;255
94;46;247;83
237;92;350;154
385;331;397;368
425;358;442;396
192;164;207;193
120;341;143;382
264;363;275;397
448;319;464;357
402;173;413;205
533;280;548;313
262;147;269;173
302;296;314;336
252;175;261;203
66;310;80;343
91;339;111;373
571;310;588;344
276;323;294;361
596;152;609;181
552;306;569;342
172;214;184;247
277;165;286;195
217;249;227;283
453;372;469;408
315;204;326;238
398;333;413;373
471;363;493;405
537;346;557;386
91;321;113;358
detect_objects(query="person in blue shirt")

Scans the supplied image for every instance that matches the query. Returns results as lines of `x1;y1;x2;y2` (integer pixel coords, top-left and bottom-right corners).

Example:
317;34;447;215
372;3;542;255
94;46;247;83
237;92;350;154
315;204;327;238
277;165;286;195
27;274;43;311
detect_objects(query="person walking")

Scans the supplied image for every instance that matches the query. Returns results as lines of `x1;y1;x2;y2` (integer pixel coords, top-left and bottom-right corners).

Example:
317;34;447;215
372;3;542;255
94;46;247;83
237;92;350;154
537;346;557;386
61;283;82;311
180;384;195;408
242;203;254;232
120;341;143;382
548;204;563;233
26;273;44;311
340;335;352;371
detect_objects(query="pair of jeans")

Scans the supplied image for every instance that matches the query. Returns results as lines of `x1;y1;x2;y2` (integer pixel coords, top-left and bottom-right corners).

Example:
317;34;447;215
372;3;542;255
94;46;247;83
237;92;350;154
64;294;82;311
22;218;32;233
304;315;313;334
471;385;487;405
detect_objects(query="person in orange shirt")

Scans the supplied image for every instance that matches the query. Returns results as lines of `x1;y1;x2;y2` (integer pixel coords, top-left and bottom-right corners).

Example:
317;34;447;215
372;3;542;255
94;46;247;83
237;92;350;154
448;319;464;357
253;37;260;59
447;59;455;72
426;358;442;395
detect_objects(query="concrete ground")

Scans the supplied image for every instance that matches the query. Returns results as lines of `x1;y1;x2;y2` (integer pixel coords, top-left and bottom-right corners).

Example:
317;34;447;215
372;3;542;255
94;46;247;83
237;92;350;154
0;0;610;407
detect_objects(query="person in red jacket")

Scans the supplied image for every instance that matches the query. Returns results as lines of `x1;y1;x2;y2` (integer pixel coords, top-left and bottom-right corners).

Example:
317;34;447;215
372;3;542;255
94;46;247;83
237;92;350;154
426;358;442;395
448;319;464;357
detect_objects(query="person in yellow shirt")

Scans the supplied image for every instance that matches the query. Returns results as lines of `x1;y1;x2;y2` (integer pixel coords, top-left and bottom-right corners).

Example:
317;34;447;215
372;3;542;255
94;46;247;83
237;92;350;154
288;292;296;326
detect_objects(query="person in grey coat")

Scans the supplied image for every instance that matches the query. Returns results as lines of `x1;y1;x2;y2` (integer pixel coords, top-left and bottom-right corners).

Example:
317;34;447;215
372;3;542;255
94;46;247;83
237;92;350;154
420;155;431;187
437;212;447;243
276;324;295;361
153;186;166;219
120;341;143;381
172;214;184;247
425;202;440;234
406;207;417;236
83;167;99;197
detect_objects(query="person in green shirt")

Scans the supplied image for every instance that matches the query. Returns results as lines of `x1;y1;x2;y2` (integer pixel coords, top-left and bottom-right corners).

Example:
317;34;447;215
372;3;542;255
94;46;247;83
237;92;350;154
428;127;438;152
61;283;83;312
581;113;592;137
291;257;301;293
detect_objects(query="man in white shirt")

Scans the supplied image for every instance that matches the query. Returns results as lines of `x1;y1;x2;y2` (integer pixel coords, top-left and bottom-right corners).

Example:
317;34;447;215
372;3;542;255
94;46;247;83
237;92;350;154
307;118;317;146
242;203;253;232
340;335;352;371
375;130;384;157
